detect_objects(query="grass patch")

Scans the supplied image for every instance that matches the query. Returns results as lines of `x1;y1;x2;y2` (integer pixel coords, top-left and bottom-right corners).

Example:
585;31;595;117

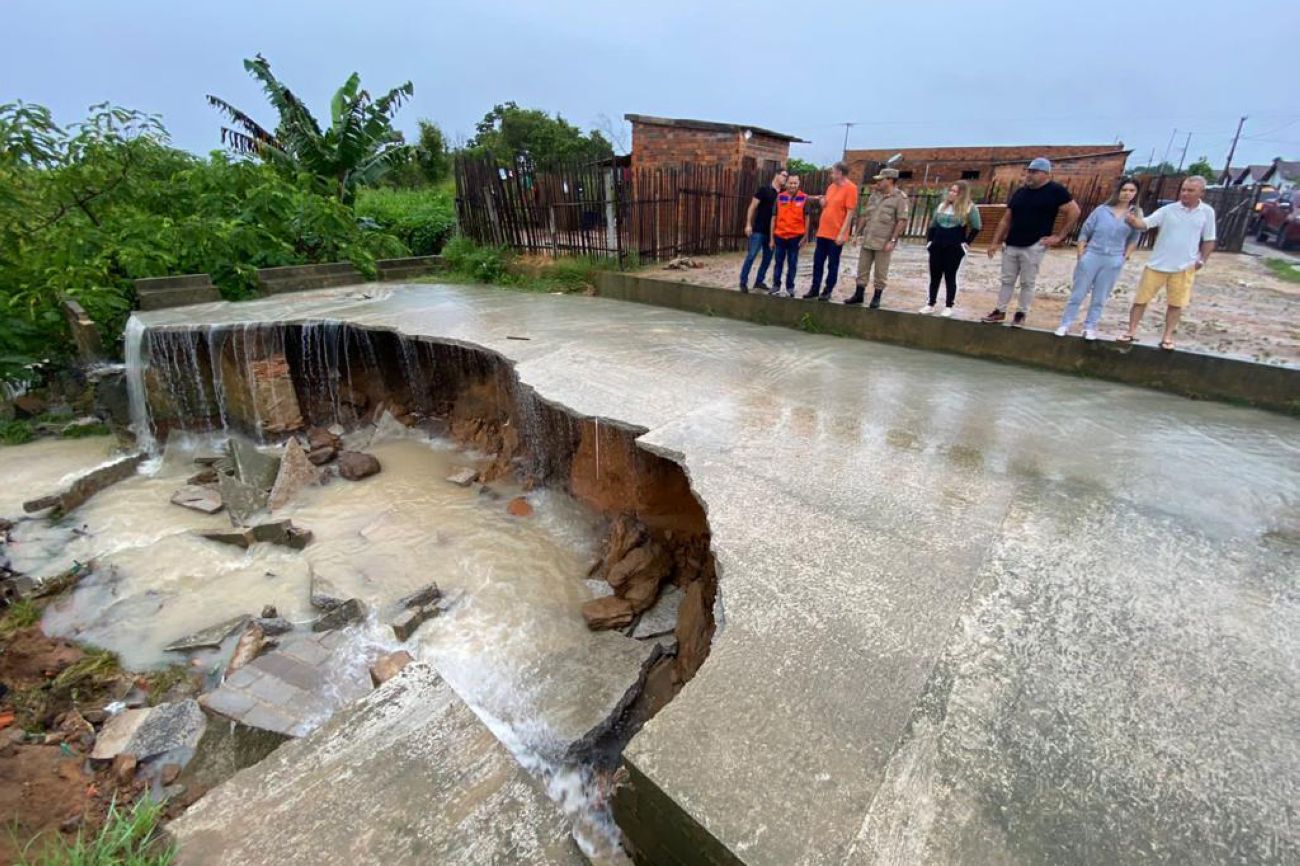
1;419;35;445
140;665;194;705
16;797;175;866
51;647;120;691
1263;257;1300;283
59;421;110;439
440;236;620;293
797;313;824;334
1;599;41;635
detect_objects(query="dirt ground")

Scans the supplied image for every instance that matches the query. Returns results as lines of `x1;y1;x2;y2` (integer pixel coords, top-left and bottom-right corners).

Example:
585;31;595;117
655;243;1300;366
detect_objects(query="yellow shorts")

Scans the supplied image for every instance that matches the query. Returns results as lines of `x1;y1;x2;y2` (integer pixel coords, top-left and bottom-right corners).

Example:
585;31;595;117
1134;266;1196;307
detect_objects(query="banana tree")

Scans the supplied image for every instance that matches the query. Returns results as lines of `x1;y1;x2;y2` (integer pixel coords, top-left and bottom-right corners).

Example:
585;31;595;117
207;55;414;204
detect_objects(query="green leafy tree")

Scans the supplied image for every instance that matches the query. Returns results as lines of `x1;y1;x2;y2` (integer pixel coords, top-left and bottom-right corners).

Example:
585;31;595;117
468;101;612;165
207;55;415;203
1184;156;1217;181
1129;160;1177;175
0;101;406;384
382;119;451;188
786;157;821;175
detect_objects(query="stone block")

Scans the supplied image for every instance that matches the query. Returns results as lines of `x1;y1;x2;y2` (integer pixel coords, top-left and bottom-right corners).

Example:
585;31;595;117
171;485;224;515
369;651;413;687
310;598;366;632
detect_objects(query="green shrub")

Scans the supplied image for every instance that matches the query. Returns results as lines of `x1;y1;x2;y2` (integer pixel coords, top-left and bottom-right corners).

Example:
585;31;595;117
442;235;513;283
16;796;174;866
0;420;34;445
355;185;456;256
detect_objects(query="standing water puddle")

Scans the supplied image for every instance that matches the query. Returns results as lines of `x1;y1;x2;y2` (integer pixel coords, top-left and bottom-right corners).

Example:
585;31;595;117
2;429;642;855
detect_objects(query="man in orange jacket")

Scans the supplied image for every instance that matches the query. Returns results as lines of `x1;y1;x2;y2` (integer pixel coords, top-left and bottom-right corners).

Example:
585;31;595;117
802;162;859;300
769;175;809;297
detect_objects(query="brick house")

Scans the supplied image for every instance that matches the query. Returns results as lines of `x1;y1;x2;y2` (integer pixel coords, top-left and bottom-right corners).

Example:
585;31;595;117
843;144;1129;189
625;114;806;174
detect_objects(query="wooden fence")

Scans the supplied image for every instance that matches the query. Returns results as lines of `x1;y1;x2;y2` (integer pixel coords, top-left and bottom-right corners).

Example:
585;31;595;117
455;154;1259;263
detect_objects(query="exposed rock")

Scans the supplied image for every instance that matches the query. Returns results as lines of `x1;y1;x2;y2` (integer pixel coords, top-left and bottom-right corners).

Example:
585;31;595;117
599;513;648;578
309;566;347;611
261;605;278;619
12;393;48;418
225;622;268;676
193;452;223;467
390;605;440;641
306;426;342;452
632;585;684;640
478;484;503;501
112;753;138;784
336;450;381;481
446;467;479;487
506;496;534;517
311;598;366;632
674;579;714;684
369;650;413;687
198;528;256;549
396;583;441;610
255;616;293;637
187;466;219;485
165;615;250;653
160;762;183;786
91;707;151;760
124;699;206;763
171;485;224;515
23;453;146;515
268;438;322;511
581;596;635;631
606;541;674;613
306;446;336;466
228;438;280;491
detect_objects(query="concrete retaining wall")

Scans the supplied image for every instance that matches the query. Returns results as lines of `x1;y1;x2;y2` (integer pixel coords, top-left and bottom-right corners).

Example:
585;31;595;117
256;262;364;294
134;274;221;311
594;272;1300;416
377;255;445;281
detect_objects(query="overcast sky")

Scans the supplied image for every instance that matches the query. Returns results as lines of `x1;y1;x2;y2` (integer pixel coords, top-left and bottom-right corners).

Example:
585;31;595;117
5;0;1298;172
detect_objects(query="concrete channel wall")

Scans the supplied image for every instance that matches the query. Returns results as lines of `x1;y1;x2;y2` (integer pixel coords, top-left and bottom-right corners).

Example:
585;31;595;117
594;272;1300;417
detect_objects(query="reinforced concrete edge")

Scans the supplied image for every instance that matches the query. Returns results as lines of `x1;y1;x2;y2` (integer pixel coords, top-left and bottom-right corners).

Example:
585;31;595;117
593;271;1300;417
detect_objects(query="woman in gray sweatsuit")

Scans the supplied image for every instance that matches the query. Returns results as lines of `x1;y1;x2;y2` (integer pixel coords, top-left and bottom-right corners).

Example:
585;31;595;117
1056;178;1142;340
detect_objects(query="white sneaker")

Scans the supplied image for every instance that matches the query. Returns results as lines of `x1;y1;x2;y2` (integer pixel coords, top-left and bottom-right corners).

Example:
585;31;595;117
919;304;935;314
1084;329;1098;341
940;307;954;318
1054;326;1068;337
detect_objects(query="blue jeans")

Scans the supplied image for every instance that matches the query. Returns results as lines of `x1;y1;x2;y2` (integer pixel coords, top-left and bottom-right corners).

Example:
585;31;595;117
1060;250;1125;331
810;237;843;295
772;236;801;291
740;232;773;287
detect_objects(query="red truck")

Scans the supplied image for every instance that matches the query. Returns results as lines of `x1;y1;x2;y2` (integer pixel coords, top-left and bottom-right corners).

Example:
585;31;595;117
1256;189;1300;250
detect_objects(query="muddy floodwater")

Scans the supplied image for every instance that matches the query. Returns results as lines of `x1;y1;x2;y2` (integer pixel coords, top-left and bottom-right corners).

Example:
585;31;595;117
1;428;647;849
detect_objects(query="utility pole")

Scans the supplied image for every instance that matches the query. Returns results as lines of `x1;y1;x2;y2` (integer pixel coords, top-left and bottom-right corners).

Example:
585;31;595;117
1176;131;1192;171
1161;128;1178;168
1221;115;1247;183
840;122;856;157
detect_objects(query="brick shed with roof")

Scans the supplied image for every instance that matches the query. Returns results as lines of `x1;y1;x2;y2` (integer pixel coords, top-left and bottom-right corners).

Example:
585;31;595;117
625;114;807;175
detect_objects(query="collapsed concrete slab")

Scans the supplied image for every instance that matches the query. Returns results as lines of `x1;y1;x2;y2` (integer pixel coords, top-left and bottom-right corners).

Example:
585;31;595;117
169;662;586;866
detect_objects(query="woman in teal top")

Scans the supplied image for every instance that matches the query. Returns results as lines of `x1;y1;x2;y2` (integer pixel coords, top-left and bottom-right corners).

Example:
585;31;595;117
922;181;982;316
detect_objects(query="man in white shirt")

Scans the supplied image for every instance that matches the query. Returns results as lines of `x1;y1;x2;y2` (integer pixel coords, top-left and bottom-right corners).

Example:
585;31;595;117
1120;176;1216;350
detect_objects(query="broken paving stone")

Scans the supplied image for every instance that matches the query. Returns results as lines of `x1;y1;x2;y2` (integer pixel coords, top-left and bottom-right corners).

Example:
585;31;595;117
309;566;348;611
268;438;323;512
581;596;635;631
228;438;281;491
165;615;250;653
92;708;152;760
631;585;683;640
23;453;146;515
125;699;206;763
311;598;366;632
390;605;440;641
446;467;479;487
396;583;441;610
251;520;312;550
336;450;381;481
170;485;224;515
217;471;268;525
369;650;413;687
198;528;255;549
506;496;534;517
193;452;223;466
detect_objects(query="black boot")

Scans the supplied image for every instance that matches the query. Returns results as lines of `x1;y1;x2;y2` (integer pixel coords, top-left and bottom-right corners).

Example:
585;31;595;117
843;285;865;305
801;288;821;299
868;289;883;309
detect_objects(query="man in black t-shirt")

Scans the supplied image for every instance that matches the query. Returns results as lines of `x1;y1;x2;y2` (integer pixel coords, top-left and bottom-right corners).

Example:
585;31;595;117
739;167;788;292
981;158;1081;326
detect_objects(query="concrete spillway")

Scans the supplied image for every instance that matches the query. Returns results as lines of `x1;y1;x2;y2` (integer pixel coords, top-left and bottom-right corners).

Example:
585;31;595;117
132;283;1299;866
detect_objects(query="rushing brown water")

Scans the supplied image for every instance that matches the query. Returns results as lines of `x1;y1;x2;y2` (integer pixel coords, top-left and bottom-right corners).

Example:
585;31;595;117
2;428;648;856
